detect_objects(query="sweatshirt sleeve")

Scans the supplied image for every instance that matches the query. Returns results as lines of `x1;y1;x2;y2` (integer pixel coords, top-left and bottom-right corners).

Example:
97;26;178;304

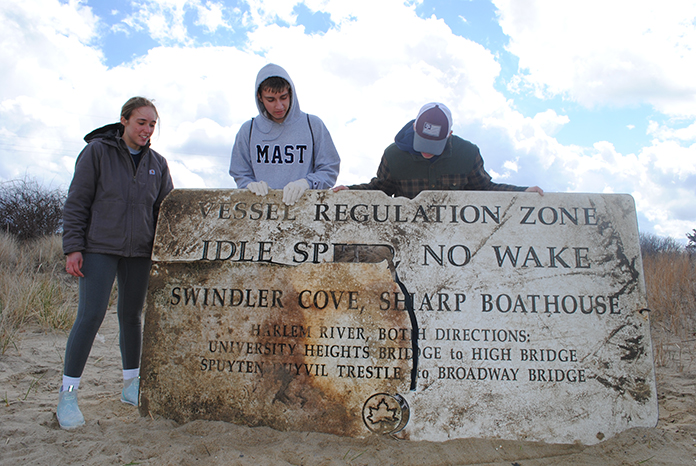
62;144;100;255
305;115;340;189
229;120;256;189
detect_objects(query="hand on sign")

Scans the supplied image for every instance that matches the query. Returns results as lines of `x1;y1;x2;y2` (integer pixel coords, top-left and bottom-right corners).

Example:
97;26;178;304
247;181;269;196
525;186;544;196
282;178;310;205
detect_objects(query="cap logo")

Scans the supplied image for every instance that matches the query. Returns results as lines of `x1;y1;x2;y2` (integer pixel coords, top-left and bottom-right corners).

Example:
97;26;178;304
422;122;441;138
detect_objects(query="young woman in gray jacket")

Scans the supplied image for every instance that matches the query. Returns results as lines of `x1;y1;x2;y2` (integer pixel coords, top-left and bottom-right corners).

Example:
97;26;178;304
57;96;174;429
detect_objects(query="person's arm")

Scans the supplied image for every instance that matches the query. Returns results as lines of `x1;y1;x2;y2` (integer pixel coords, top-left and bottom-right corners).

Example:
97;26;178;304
229;120;257;189
304;115;340;189
62;145;99;256
342;155;401;197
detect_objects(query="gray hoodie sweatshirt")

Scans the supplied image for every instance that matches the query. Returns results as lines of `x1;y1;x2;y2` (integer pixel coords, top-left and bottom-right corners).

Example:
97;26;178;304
229;64;340;189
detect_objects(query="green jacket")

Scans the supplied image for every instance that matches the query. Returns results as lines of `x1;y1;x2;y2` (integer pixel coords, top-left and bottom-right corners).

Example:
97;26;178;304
351;127;526;199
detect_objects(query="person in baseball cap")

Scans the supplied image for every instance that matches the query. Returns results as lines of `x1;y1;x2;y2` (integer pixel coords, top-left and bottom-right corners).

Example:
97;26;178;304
412;103;453;157
333;101;543;198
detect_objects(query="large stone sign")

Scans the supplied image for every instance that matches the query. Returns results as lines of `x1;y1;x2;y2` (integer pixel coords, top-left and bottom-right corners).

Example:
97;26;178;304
140;189;658;445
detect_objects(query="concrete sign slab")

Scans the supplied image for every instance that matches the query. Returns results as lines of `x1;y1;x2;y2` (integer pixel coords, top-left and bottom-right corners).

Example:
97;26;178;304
141;189;657;445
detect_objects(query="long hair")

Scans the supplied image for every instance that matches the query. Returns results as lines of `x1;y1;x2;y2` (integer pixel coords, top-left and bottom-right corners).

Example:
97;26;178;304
121;96;158;121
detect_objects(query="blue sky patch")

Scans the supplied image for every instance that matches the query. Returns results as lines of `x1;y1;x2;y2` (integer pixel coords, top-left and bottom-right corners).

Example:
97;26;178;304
293;3;335;35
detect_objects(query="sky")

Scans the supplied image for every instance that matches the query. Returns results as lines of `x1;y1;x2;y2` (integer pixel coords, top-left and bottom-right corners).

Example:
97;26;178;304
1;0;695;242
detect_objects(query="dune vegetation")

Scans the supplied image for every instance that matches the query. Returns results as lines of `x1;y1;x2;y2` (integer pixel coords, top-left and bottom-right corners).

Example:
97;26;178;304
640;233;696;370
0;233;77;354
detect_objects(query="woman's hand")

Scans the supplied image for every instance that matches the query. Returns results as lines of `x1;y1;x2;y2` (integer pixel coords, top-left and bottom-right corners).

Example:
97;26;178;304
66;251;84;277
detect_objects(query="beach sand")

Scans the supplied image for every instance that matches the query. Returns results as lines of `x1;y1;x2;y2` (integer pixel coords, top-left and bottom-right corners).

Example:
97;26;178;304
1;310;694;466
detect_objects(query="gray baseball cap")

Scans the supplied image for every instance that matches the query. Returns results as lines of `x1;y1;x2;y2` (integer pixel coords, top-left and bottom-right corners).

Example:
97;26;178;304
413;102;453;155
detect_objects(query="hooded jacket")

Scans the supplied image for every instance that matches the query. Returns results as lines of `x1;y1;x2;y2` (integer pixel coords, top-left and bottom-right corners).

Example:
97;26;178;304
229;64;340;189
350;120;527;199
62;123;174;257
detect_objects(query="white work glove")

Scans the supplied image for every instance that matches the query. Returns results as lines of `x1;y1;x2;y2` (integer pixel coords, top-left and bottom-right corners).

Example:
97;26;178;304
247;181;269;196
282;178;310;205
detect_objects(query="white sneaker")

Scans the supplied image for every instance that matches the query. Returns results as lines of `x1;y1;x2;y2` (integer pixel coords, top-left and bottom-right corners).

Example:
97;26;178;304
121;377;139;406
57;386;85;429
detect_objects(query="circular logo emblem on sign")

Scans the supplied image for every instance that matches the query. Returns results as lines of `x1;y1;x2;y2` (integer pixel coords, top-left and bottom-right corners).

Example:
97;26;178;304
362;393;410;435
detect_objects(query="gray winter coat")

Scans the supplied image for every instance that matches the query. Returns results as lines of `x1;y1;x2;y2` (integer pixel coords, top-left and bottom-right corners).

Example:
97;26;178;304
62;123;174;258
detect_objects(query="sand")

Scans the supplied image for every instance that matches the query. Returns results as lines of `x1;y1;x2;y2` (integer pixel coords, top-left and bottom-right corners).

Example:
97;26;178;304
1;310;694;466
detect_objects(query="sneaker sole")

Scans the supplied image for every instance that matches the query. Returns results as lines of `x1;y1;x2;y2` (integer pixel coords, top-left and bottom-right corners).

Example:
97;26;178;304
58;419;85;429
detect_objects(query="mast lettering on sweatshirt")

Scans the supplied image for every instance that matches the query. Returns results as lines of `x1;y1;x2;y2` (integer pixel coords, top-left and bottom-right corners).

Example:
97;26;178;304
256;145;308;164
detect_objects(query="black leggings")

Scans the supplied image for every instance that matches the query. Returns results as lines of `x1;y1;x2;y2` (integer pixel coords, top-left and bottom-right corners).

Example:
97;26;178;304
63;253;152;377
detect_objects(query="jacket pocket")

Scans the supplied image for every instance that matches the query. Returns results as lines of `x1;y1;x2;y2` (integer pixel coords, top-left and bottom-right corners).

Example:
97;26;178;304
87;202;127;251
441;174;466;190
131;203;155;255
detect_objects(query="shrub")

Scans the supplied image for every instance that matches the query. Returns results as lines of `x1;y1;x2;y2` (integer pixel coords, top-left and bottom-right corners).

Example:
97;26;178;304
0;178;66;242
687;229;696;252
639;232;683;257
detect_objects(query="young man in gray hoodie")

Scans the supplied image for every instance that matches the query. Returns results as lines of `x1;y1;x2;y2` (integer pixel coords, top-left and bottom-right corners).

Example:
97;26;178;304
230;64;340;204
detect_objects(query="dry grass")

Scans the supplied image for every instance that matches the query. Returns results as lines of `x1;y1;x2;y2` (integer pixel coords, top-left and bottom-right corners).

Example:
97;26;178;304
642;252;696;370
643;252;696;338
0;232;78;354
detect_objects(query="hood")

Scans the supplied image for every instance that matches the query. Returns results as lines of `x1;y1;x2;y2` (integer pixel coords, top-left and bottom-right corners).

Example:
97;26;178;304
84;122;122;144
83;122;151;152
254;64;301;133
394;120;420;155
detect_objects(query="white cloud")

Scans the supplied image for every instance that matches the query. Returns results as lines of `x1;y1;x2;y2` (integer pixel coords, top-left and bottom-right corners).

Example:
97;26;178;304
120;0;240;45
502;160;518;172
648;119;696;143
244;0;301;26
532;109;569;136
0;0;108;188
168;159;208;188
645;140;696;181
491;0;696;238
0;0;694;240
195;1;230;33
494;0;696;117
124;0;192;45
